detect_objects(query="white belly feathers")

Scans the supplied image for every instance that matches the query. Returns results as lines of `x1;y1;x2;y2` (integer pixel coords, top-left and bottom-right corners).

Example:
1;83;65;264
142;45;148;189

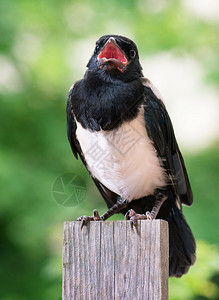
76;107;166;201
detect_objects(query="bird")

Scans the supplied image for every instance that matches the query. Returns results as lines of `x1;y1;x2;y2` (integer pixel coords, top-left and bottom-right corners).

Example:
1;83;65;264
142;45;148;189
66;34;196;277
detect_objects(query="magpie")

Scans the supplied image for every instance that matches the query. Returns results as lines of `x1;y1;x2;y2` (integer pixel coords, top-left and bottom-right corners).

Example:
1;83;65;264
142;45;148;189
66;35;196;277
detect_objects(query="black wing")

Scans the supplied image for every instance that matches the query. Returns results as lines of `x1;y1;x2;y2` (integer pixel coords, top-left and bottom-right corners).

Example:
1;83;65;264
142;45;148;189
141;78;193;206
67;84;119;208
67;85;79;160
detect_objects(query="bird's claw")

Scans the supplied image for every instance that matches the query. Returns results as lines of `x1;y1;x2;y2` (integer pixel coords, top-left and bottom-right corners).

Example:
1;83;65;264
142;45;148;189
77;216;94;230
93;209;101;220
145;211;153;220
125;209;154;230
77;209;102;230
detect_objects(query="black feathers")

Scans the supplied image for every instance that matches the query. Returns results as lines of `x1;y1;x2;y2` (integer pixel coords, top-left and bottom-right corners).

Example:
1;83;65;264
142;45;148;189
143;86;193;206
168;205;196;277
70;76;144;131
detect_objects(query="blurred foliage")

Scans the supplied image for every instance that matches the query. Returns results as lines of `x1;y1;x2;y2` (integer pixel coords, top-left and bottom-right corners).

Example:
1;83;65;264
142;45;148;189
170;241;219;300
0;0;219;299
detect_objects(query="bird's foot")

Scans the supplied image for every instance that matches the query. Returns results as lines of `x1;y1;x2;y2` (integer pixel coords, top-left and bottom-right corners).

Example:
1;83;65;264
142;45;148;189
77;209;102;230
125;209;154;230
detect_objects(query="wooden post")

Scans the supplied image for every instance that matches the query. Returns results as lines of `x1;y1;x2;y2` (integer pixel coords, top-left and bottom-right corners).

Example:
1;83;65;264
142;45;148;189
62;220;169;300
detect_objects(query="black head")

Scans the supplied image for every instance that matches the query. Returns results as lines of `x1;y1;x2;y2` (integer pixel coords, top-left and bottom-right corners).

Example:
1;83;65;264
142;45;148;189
86;35;143;82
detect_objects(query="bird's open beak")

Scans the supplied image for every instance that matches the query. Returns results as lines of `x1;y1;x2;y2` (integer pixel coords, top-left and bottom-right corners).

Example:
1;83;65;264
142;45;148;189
98;37;128;69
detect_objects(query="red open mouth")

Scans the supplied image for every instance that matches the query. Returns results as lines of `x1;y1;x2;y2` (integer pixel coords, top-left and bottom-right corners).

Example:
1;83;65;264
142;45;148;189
98;38;127;65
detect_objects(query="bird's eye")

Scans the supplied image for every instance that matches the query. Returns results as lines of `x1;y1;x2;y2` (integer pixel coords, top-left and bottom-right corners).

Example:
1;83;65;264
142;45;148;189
129;50;136;59
95;44;100;52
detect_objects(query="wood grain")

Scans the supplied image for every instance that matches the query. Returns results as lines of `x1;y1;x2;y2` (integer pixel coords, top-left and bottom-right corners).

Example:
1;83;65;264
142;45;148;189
62;220;169;300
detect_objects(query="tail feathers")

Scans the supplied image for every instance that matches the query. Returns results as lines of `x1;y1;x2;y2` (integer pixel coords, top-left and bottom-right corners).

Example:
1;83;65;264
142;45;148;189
168;205;196;277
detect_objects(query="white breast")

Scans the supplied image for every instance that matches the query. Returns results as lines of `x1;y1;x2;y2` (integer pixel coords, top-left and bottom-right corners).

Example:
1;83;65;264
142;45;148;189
76;108;166;202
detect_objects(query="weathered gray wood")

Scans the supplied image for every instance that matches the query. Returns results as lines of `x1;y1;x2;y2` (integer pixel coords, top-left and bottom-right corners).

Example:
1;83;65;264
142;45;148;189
62;220;169;300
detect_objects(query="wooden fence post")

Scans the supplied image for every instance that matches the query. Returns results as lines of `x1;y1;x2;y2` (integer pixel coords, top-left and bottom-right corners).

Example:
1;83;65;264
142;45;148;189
62;220;169;300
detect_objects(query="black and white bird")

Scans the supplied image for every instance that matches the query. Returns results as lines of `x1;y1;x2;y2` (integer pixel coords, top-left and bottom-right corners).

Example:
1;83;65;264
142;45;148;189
66;35;196;277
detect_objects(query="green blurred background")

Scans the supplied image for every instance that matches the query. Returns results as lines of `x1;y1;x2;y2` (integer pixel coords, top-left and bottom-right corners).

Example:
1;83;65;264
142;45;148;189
0;0;219;299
